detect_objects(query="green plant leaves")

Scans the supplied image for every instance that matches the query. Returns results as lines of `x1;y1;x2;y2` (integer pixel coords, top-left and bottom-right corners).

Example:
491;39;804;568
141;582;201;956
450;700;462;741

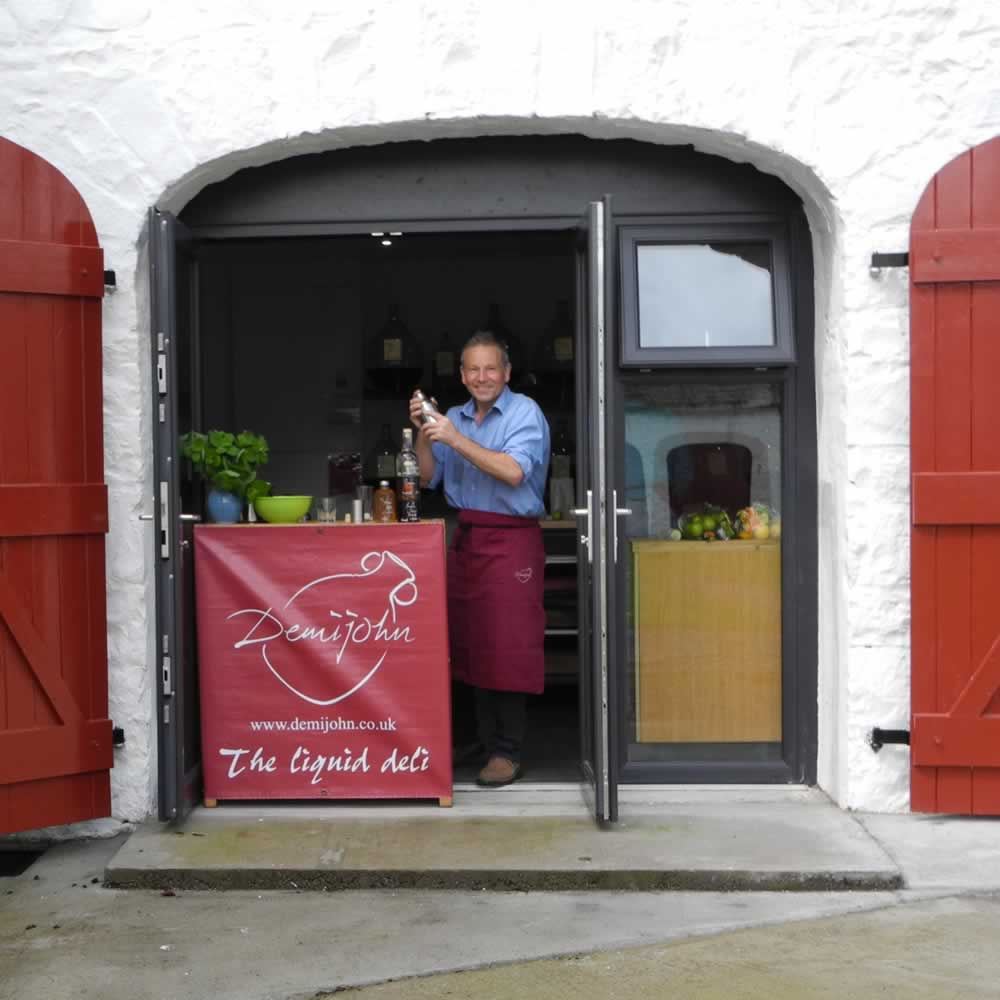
178;429;270;500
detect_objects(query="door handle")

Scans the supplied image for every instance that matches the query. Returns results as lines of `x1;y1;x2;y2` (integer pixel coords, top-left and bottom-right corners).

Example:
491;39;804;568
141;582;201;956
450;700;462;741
139;513;154;521
179;513;202;522
571;490;592;564
613;490;632;563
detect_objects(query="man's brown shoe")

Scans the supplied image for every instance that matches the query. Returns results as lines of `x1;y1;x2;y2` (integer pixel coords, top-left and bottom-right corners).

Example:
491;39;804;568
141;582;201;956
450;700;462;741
476;756;521;787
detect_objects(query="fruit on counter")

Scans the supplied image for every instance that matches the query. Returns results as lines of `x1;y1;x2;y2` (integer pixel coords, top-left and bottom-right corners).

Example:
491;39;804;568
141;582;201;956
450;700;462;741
678;505;734;542
735;503;780;540
670;528;682;541
681;515;704;540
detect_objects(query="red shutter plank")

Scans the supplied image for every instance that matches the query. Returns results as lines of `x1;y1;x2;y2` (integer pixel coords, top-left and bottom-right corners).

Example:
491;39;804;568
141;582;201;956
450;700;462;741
911;718;1000;767
911;229;1000;283
912;473;1000;524
0;485;108;537
0;720;112;784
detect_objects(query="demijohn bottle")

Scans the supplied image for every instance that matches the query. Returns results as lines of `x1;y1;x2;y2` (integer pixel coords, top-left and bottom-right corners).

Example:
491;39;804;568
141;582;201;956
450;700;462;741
370;423;397;482
485;302;521;369
396;427;421;523
536;299;574;371
367;303;423;373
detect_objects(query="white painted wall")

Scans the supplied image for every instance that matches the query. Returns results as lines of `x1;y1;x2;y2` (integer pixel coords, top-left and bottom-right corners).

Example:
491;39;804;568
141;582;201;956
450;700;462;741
2;0;998;820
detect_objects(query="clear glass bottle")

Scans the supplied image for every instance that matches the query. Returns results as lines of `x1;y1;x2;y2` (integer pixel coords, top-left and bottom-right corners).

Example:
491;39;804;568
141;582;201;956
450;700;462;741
373;479;397;522
396;427;421;522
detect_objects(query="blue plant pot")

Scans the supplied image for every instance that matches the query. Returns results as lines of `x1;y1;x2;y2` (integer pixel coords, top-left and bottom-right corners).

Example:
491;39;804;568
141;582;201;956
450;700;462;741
206;488;242;524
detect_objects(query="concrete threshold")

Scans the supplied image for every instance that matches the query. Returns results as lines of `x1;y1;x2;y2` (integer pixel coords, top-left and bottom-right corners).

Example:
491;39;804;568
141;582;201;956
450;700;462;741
105;785;903;893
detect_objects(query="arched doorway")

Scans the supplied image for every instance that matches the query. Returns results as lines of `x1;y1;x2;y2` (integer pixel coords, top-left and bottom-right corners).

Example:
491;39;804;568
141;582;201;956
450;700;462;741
152;135;817;822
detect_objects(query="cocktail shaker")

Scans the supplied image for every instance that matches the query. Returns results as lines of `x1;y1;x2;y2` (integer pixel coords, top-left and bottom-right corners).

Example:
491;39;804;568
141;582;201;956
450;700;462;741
413;388;440;424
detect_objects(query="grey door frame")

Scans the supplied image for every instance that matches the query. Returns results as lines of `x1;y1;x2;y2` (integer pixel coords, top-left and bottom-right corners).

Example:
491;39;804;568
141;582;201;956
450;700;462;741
149;208;204;822
173;203;816;791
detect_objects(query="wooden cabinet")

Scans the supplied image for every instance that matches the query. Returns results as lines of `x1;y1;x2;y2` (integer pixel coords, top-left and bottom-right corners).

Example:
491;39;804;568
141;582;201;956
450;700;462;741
631;539;781;743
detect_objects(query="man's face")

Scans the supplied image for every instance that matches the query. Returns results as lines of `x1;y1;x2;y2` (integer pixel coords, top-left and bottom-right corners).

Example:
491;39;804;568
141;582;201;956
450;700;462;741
460;345;511;409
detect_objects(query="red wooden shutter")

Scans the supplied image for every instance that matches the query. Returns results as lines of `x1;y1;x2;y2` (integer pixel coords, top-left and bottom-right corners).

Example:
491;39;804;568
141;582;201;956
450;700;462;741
0;137;112;833
911;135;1000;815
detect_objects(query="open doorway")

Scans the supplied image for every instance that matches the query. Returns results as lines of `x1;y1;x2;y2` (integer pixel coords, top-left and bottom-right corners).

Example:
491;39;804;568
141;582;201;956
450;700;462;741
191;229;583;783
153;134;817;821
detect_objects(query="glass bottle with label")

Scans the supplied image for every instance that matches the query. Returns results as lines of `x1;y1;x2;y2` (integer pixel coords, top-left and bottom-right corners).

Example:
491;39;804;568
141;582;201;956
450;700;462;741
396;427;421;522
368;422;397;483
373;480;397;522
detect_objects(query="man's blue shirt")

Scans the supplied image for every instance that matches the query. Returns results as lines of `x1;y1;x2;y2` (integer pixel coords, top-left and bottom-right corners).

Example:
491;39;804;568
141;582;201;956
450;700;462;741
429;386;550;518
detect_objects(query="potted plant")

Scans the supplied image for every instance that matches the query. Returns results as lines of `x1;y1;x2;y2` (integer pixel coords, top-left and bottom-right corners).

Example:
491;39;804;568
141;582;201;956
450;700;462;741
178;430;271;523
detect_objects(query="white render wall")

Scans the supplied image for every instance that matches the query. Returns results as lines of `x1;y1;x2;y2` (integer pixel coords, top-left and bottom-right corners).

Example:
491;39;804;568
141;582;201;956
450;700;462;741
3;0;999;820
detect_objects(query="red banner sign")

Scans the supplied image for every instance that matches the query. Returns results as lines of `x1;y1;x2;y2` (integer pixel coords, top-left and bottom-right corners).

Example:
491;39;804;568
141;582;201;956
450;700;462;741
194;523;452;801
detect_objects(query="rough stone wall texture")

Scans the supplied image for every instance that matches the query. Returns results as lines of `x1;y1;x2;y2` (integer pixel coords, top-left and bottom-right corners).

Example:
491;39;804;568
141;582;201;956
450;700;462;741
1;0;998;821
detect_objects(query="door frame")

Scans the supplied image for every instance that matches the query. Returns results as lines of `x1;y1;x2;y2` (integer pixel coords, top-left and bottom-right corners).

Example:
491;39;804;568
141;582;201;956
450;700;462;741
149;208;204;822
160;205;816;806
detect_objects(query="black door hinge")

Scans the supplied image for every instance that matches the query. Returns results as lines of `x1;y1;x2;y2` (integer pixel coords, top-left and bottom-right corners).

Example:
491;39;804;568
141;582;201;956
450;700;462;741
868;727;909;752
870;252;909;270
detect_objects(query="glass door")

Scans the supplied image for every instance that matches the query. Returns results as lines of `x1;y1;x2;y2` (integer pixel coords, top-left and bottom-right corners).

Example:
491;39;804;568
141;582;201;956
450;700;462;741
611;223;804;783
575;198;619;822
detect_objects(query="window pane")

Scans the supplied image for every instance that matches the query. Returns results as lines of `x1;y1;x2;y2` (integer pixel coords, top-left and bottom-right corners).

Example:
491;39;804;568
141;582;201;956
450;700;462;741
623;381;782;761
637;243;775;348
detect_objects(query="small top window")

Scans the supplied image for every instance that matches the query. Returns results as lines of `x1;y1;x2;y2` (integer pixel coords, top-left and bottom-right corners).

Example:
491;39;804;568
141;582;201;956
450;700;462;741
620;222;795;366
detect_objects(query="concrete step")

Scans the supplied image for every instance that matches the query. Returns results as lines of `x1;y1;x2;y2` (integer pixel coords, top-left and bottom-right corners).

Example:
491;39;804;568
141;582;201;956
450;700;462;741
104;785;903;892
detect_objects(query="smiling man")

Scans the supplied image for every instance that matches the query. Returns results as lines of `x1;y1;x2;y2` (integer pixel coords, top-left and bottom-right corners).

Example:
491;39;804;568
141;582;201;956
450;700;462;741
409;330;551;786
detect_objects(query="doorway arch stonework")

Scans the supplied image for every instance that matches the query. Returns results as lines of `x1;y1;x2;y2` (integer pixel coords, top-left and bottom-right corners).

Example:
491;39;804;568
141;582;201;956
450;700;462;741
144;120;842;802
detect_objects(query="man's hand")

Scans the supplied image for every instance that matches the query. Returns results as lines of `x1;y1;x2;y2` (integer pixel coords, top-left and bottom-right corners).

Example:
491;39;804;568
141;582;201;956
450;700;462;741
408;394;425;430
420;413;459;448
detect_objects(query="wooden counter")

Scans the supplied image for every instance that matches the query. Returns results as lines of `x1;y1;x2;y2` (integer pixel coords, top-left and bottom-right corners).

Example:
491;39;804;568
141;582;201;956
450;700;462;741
632;539;781;744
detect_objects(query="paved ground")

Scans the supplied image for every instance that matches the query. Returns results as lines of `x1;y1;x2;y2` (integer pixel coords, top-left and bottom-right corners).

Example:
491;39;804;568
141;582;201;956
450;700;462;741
326;892;1000;999
2;788;999;1000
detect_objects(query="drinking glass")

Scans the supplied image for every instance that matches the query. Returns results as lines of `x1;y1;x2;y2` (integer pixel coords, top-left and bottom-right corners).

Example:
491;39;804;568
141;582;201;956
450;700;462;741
315;497;337;522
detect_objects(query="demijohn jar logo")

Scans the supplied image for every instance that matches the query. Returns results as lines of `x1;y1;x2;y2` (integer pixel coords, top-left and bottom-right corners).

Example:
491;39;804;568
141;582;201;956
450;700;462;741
226;550;418;706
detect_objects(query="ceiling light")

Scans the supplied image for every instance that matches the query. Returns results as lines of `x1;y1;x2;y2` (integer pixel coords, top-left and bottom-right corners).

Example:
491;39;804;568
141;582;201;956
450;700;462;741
381;239;392;246
371;231;385;237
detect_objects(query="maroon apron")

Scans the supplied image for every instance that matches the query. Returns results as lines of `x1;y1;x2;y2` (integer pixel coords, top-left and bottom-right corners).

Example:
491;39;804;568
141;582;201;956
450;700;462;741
447;510;546;693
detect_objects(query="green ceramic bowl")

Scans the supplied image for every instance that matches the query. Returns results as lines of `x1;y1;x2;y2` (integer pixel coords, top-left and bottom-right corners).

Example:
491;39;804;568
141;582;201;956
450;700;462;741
253;495;312;524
